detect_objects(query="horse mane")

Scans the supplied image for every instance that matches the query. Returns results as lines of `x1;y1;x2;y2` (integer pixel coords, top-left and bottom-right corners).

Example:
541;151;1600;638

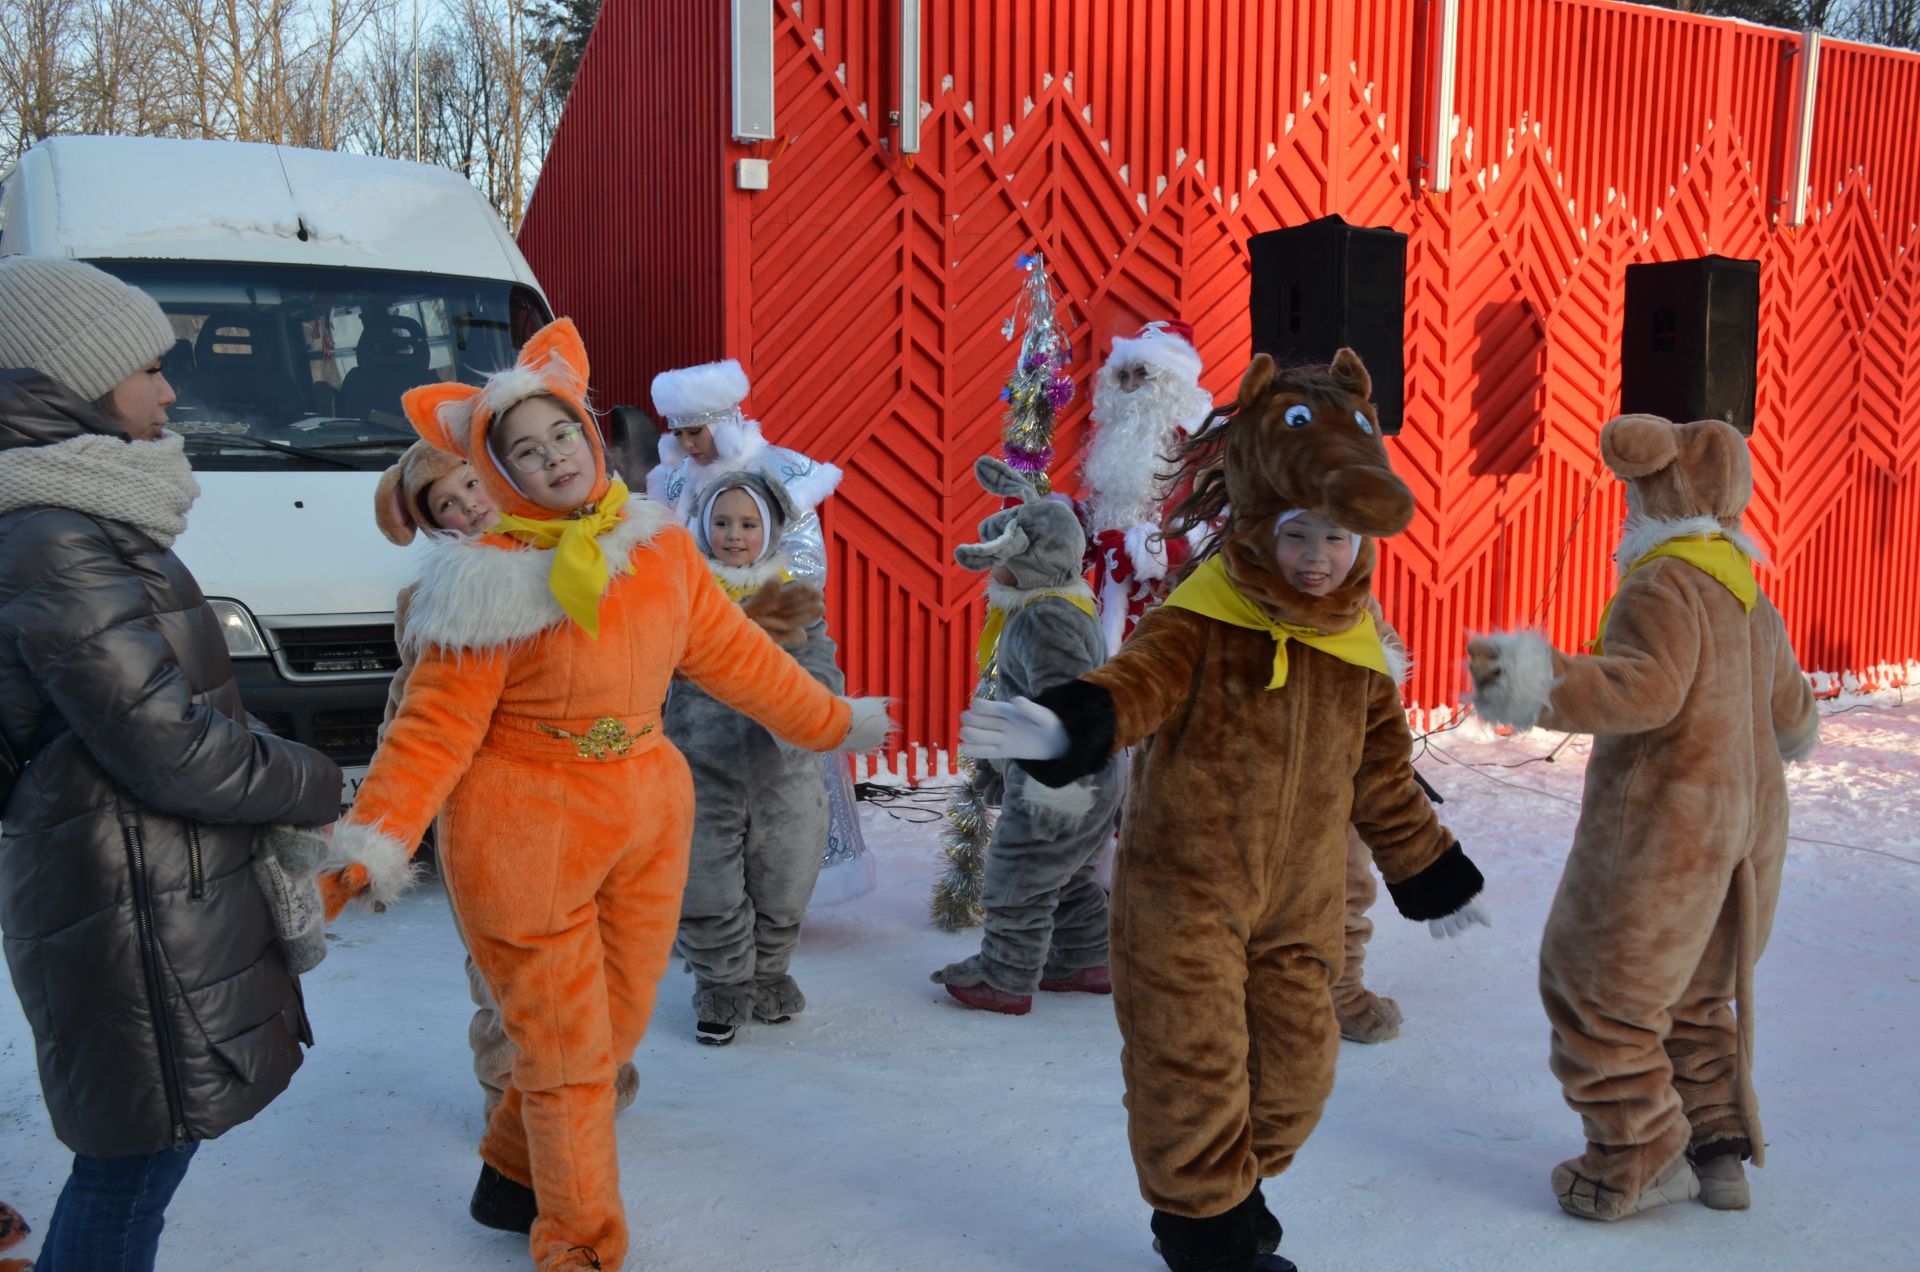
1154;359;1357;566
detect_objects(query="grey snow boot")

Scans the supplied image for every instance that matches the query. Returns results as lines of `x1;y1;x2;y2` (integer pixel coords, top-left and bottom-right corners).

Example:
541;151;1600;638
1695;1153;1751;1210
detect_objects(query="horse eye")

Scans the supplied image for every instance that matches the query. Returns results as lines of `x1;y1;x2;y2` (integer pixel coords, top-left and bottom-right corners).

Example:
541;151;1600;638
1283;404;1312;429
1354;409;1374;435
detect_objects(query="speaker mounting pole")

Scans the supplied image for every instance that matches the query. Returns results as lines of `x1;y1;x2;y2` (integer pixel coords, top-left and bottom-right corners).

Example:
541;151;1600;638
1784;28;1822;228
1420;0;1461;194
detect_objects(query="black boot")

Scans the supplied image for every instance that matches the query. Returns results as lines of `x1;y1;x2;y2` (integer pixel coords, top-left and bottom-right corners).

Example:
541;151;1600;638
1150;1203;1257;1272
470;1162;537;1234
1250;1181;1284;1255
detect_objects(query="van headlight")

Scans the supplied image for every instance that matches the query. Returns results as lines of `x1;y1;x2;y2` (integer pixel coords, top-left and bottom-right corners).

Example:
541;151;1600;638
207;599;269;658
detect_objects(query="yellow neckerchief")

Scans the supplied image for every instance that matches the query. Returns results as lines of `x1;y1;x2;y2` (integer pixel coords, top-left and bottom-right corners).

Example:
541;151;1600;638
712;562;795;603
1589;534;1757;654
978;589;1100;676
1162;555;1389;689
488;478;630;638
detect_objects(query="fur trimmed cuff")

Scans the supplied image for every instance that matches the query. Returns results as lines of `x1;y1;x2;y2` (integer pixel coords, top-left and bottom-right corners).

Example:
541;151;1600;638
1469;630;1560;731
1023;680;1117;788
1385;843;1486;921
1018;773;1097;825
323;820;420;910
837;696;894;753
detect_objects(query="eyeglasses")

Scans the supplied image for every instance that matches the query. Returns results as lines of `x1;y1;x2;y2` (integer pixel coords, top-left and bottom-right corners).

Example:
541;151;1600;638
506;423;587;473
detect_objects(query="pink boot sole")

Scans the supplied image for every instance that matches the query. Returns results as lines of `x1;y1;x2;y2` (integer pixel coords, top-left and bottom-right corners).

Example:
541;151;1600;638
1038;965;1113;994
944;981;1033;1015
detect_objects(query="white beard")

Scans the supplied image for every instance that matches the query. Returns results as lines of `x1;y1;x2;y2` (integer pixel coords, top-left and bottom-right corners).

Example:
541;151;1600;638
1082;370;1212;532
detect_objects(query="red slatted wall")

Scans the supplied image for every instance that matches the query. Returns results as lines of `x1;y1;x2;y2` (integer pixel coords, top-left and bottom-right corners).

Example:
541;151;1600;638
520;0;1920;769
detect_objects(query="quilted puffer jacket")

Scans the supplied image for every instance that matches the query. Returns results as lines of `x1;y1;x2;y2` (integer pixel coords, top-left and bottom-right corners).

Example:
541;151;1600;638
0;369;340;1157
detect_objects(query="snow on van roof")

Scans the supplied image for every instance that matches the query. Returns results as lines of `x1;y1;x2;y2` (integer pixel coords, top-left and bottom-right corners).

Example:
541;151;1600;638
16;136;542;290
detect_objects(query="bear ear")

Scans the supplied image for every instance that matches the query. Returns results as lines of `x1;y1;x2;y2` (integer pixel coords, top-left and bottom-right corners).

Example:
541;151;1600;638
403;382;481;454
373;462;418;546
1329;347;1372;402
1235;352;1276;409
1599;413;1679;479
519;317;590;390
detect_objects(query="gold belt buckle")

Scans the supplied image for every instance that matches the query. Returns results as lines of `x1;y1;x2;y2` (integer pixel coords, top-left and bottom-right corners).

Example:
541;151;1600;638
536;716;654;759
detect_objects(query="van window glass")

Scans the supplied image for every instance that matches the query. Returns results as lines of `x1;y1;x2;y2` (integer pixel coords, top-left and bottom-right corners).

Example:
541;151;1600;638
93;260;553;471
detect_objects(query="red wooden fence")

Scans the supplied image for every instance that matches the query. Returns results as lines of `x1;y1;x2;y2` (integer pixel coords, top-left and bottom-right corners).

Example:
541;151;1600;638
520;0;1920;770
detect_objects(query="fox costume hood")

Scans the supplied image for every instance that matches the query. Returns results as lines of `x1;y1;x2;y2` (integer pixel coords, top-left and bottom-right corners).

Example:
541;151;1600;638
1469;413;1817;1220
320;319;887;1272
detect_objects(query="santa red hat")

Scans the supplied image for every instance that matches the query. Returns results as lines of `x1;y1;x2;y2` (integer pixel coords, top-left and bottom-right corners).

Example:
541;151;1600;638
1106;320;1202;386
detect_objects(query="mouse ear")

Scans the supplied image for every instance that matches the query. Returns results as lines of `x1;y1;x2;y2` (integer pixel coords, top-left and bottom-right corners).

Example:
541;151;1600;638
1599;413;1679;479
373;462;418;546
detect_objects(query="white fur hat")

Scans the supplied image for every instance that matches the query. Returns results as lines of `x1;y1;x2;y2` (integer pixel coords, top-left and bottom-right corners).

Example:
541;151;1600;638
652;358;750;424
1106;320;1202;387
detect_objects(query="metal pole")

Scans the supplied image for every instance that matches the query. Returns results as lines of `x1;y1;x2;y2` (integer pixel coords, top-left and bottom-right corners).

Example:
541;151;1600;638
899;0;922;154
1787;28;1821;227
1429;0;1460;194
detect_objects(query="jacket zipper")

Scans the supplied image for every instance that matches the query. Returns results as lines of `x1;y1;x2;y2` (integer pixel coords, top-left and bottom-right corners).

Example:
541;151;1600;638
123;825;189;1147
187;825;205;901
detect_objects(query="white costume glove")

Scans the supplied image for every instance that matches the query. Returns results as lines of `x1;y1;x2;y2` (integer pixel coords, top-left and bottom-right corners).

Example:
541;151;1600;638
959;696;1069;761
1428;898;1492;940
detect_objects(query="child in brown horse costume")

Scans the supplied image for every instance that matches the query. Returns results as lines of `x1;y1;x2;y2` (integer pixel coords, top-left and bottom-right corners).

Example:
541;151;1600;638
964;350;1489;1272
1469;413;1817;1222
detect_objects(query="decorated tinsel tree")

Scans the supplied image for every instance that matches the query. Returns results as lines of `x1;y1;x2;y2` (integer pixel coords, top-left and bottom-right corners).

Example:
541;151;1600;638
930;252;1076;930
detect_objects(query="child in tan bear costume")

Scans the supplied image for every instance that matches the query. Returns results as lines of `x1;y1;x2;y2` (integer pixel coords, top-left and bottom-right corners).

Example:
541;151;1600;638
965;350;1489;1272
1469;413;1818;1222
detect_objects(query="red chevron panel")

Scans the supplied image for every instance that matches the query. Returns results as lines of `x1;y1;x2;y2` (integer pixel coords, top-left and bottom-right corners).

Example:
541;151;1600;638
524;0;1920;764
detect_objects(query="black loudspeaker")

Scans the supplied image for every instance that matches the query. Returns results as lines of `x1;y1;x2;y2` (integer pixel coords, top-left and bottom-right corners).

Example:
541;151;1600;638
1248;215;1408;433
1621;256;1760;435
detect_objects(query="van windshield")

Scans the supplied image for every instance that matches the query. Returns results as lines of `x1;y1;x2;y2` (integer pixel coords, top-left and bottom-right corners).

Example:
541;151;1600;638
95;260;549;471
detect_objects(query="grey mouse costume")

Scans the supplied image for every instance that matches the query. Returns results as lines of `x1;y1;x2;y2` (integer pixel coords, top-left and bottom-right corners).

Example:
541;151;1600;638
668;471;845;1028
933;457;1123;1000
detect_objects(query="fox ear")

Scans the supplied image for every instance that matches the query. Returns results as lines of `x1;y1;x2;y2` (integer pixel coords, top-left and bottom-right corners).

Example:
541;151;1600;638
402;382;481;455
518;317;590;395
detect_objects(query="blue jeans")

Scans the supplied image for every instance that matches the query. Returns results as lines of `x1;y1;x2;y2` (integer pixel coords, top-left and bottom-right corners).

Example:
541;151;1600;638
34;1142;199;1272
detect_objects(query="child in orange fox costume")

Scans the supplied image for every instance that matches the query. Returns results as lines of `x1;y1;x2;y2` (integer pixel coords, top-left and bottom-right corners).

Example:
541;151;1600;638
320;320;891;1272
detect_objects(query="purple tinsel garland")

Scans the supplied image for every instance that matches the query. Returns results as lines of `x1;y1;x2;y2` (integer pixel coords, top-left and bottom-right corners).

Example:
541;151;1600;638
1004;444;1053;473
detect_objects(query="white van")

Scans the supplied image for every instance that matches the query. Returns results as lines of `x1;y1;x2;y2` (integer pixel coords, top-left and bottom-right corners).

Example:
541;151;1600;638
0;136;555;802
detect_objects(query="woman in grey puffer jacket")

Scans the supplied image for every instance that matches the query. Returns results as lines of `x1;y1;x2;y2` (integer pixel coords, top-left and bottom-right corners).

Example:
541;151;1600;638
0;257;340;1271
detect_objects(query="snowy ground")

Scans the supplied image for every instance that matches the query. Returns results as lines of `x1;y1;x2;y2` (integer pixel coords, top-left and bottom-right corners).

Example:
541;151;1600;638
4;694;1917;1271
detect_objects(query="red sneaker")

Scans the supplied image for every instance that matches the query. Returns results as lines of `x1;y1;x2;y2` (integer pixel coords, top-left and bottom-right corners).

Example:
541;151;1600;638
1039;965;1112;994
943;981;1033;1015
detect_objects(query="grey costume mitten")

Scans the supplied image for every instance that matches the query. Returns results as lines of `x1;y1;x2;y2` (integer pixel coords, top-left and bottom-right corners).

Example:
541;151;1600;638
253;825;331;973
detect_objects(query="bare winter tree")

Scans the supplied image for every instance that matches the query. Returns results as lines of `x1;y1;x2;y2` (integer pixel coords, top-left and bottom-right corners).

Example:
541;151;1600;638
0;0;83;158
1841;0;1920;44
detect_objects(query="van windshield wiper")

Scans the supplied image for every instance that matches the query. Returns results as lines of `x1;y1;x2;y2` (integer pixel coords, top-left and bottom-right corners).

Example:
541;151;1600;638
309;437;416;452
180;433;360;469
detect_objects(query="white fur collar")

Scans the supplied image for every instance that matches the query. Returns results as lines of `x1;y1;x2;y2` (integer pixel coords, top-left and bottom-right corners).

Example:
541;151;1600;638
709;554;791;591
1615;513;1764;572
0;431;201;547
399;499;678;651
987;576;1096;614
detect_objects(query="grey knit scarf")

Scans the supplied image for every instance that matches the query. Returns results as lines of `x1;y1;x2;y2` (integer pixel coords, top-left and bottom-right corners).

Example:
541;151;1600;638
0;431;201;546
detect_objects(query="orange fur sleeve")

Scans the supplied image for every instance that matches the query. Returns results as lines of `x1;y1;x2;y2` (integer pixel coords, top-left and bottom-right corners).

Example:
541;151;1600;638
674;536;851;750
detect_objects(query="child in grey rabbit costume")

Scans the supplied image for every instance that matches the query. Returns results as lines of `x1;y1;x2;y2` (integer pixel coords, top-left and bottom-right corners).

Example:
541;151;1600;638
669;469;846;1043
933;457;1124;1014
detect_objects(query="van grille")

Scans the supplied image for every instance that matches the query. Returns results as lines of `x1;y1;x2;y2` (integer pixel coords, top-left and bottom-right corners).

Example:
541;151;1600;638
272;624;401;676
312;709;385;764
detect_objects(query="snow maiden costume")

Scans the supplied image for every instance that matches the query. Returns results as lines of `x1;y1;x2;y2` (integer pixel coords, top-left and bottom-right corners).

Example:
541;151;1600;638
931;457;1123;1014
647;358;874;905
963;351;1486;1272
1469;413;1817;1221
320;321;890;1272
668;470;847;1042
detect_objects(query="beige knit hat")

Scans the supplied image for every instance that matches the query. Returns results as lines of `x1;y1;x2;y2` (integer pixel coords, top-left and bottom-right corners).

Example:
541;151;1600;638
0;256;177;401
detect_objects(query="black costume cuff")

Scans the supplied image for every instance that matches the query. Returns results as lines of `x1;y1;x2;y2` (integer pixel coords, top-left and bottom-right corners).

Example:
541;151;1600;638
1386;843;1484;921
1022;680;1117;788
